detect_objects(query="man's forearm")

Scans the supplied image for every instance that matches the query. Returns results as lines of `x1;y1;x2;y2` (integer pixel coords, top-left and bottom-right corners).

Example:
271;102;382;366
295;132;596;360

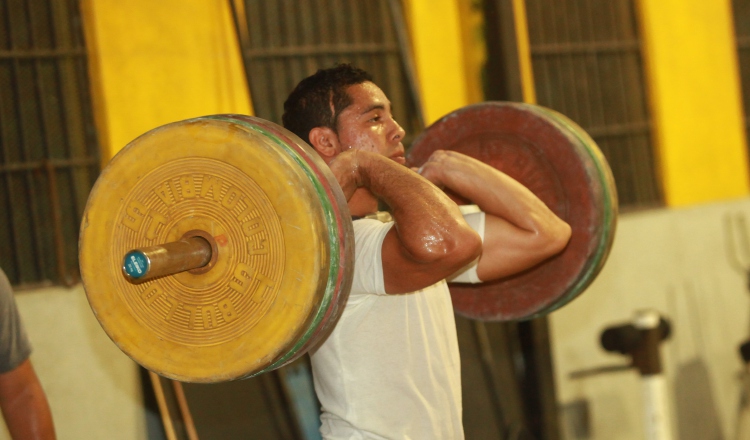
355;151;480;263
417;150;571;280
0;360;55;440
420;150;565;236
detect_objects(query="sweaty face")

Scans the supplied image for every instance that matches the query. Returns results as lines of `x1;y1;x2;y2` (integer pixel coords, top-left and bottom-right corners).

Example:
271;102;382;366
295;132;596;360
334;82;406;164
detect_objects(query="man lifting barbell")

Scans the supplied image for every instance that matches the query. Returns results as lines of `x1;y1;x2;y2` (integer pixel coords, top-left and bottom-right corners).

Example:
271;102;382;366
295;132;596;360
280;64;572;439
79;58;617;438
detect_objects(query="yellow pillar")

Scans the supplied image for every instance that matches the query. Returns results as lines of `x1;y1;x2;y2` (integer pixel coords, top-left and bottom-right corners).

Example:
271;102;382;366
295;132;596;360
637;0;749;206
403;0;469;124
456;0;487;104
81;0;253;161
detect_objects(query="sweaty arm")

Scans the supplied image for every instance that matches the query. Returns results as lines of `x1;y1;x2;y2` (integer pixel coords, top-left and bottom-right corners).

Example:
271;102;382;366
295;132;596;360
0;360;55;440
329;150;482;293
417;150;571;282
0;268;55;440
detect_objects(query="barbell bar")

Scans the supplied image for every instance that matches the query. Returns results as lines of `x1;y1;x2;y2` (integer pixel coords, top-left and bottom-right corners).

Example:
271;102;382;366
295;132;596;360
79;103;617;382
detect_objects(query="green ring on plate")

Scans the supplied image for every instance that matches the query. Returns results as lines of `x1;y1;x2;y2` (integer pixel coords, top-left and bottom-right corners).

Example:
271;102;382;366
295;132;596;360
522;104;618;319
207;116;341;376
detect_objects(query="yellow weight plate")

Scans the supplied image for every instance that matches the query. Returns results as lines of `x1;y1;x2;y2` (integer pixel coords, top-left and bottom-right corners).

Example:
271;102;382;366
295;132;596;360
80;117;332;382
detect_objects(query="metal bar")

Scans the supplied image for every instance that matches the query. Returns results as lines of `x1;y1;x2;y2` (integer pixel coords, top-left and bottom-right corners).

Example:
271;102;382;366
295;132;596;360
329;0;348;50
529;0;555;107
228;0;250;55
279;0;301;101
518;318;561;440
237;0;264;118
0;48;86;59
264;0;287;123
318;0;334;66
169;381;199;440
45;160;76;287
379;0;404;128
581;0;606;129
569;0;594;127
0;0;7;49
598;2;633;204
0;156;98;172
122;237;213;283
388;0;425;128
611;1;647;204
624;0;660;204
259;372;299;440
531;39;640;55
586;120;651;138
7;0;42;283
250;1;276;121
22;0;53;284
548;0;568;112
149;372;179;440
0;1;20;282
31;1;63;286
52;0;94;227
358;0;377;88
559;0;583;121
274;367;310;440
472;321;513;432
345;0;363;68
298;0;318;75
244;43;400;59
482;0;523;102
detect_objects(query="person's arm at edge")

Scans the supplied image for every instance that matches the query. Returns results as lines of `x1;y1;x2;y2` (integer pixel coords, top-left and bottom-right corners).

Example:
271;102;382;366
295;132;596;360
418;150;572;281
330;150;482;293
0;359;55;440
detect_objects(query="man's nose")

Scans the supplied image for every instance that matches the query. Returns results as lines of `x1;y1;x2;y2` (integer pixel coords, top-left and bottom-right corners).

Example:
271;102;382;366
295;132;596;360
391;119;406;142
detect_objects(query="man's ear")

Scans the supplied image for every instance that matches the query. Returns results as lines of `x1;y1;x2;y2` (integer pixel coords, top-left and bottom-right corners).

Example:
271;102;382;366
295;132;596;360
308;127;341;160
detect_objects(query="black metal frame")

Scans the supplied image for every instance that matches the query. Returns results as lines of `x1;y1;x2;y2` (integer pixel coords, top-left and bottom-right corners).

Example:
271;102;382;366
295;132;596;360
734;0;750;147
524;0;662;209
0;0;100;288
228;0;424;146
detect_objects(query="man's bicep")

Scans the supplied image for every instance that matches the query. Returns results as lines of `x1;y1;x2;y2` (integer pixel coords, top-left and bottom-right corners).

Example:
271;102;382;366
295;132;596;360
381;227;478;294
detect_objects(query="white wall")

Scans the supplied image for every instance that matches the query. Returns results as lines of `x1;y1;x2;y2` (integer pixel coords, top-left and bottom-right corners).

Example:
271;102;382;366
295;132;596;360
552;198;750;439
5;198;750;440
0;286;146;440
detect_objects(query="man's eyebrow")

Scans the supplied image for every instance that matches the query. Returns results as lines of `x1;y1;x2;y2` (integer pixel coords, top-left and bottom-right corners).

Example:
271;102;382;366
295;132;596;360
360;103;388;115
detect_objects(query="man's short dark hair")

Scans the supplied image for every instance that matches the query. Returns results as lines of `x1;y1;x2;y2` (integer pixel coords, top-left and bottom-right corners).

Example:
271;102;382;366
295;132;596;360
282;64;373;144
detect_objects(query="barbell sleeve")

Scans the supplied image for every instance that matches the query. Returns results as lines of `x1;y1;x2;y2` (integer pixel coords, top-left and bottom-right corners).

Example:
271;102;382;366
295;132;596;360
122;236;213;282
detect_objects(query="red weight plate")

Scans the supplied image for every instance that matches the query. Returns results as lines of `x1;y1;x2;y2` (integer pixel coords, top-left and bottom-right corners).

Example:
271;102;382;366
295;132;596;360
406;102;618;321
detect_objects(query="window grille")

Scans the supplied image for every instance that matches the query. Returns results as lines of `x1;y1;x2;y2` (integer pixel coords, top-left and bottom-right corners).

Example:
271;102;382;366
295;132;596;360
525;0;662;209
229;0;424;146
734;0;750;146
0;0;100;287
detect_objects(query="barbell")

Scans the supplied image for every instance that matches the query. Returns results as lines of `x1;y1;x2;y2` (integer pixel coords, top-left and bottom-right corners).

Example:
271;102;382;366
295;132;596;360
79;103;617;383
